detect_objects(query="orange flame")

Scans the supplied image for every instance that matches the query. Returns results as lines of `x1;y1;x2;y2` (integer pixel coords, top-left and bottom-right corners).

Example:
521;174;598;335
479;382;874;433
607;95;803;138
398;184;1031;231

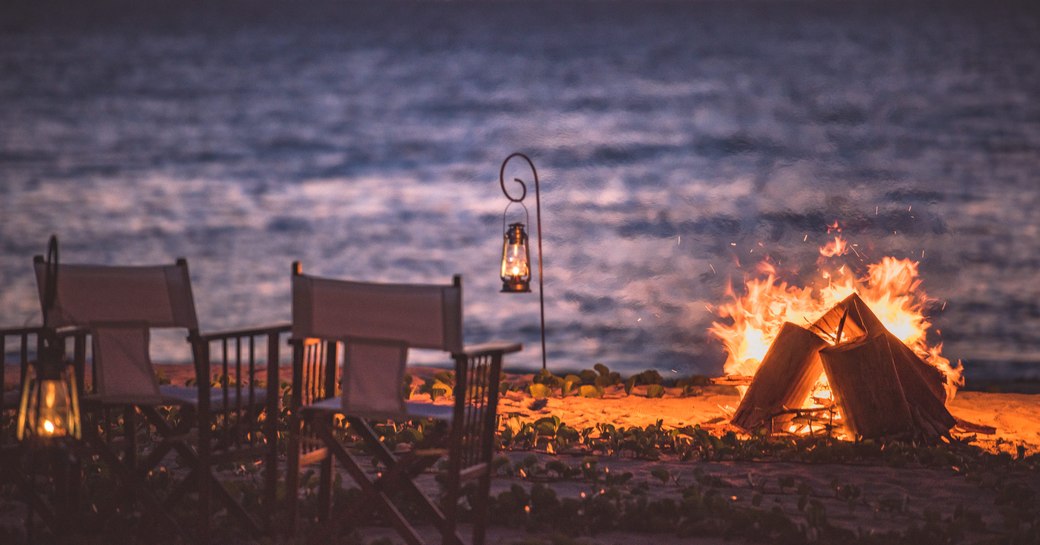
710;232;963;401
818;236;849;257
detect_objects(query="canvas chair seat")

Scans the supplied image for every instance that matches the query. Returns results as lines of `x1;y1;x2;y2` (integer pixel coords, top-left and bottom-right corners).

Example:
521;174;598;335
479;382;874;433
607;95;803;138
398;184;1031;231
303;395;455;422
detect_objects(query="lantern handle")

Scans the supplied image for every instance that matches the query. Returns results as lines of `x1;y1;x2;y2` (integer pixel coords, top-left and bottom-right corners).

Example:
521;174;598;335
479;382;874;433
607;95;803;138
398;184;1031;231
43;235;59;322
501;201;530;235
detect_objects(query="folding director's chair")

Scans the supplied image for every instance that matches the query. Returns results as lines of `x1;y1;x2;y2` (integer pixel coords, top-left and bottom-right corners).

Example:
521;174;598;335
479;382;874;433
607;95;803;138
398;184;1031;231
35;256;289;542
285;263;520;545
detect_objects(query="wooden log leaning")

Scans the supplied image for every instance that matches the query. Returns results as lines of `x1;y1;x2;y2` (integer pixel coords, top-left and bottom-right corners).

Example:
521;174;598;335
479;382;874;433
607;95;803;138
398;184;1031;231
731;322;828;433
820;333;915;439
832;293;948;403
810;293;869;342
887;332;948;402
886;333;955;438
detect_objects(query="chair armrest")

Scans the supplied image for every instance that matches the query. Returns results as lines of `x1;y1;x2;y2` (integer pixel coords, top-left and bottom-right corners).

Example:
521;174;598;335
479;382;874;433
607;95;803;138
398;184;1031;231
0;326;45;336
194;323;291;342
457;342;523;359
54;326;89;338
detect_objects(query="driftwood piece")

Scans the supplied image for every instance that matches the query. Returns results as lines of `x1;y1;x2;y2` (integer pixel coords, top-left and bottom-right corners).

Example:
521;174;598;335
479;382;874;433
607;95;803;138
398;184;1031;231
732;322;828;433
820;333;915;439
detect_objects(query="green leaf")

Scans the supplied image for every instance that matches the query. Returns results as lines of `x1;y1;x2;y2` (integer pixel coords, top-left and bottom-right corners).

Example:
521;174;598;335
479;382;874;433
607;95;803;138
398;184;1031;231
645;384;665;398
431;379;452;399
594;363;611;377
650;467;671;484
535;416;561;436
563;374;581;396
624;377;636;396
579;385;603;398
529;383;551;399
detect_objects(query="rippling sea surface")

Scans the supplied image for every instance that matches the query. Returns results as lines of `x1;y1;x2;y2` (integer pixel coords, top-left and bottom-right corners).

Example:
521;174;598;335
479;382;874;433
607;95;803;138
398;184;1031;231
1;0;1038;382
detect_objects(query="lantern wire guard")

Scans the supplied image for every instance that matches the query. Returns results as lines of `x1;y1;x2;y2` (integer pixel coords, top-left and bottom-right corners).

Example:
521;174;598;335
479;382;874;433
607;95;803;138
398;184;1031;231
499;152;548;370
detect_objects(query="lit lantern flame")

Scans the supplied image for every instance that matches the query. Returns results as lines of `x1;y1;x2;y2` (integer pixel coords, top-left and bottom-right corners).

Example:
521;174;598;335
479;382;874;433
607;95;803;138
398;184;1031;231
17;362;81;442
710;229;964;410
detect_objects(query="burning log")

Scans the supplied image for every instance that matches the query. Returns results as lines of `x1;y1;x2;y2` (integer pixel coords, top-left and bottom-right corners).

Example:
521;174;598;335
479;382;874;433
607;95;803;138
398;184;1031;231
820;295;954;439
888;332;948;402
715;229;960;441
809;293;869;342
820;333;916;438
836;293;948;403
887;335;956;435
731;292;955;440
820;332;954;440
731;322;827;433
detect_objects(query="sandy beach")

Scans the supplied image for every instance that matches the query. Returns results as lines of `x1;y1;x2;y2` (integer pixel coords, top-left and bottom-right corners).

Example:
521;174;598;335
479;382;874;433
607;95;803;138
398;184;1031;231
3;363;1037;544
145;363;1037;543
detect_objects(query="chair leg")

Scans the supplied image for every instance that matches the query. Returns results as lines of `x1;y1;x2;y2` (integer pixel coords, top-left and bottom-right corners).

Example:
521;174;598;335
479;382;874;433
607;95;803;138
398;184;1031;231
138;406;263;538
122;406;136;464
285;412;302;535
122;406;137;506
349;418;463;542
313;418;428;545
441;476;460;545
82;425;187;540
262;410;279;535
318;440;334;522
196;410;211;543
317;413;335;522
472;470;493;545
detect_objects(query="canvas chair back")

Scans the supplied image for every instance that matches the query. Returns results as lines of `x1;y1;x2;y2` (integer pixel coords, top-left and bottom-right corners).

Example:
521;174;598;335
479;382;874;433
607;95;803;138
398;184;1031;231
292;270;463;417
34;258;199;403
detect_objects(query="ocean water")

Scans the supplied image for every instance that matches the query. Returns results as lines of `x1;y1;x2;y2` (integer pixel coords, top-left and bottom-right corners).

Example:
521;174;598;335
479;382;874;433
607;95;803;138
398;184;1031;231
1;0;1038;382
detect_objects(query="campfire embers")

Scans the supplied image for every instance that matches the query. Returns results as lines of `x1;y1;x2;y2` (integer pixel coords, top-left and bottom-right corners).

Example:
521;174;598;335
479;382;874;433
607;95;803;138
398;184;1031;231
732;293;955;440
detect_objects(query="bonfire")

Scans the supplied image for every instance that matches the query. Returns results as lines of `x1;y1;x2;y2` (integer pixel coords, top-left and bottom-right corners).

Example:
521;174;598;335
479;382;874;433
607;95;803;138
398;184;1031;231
710;222;964;439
